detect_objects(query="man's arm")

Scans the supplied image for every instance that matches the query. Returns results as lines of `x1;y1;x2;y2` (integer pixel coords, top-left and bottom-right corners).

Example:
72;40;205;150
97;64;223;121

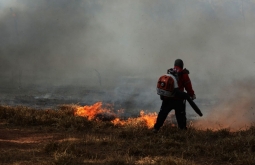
183;74;195;98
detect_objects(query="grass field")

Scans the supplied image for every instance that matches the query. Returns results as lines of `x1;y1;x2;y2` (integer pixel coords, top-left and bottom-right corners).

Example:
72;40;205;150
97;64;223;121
0;104;255;165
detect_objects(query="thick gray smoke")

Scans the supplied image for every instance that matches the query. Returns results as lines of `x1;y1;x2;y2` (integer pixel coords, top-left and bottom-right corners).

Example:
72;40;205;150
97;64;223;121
1;1;255;124
193;78;255;131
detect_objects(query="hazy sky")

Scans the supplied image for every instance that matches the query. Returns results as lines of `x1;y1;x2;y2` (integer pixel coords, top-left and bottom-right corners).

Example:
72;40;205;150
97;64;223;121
1;1;255;111
1;1;255;81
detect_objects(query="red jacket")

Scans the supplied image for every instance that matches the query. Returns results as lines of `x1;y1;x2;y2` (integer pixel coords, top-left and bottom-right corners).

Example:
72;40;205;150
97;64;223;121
174;66;195;97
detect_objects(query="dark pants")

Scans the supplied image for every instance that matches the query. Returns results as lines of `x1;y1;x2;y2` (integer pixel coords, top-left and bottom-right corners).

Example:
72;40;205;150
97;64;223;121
154;99;187;130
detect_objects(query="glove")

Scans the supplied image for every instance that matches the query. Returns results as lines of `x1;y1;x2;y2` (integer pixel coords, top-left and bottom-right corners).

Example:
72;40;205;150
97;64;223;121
191;94;196;100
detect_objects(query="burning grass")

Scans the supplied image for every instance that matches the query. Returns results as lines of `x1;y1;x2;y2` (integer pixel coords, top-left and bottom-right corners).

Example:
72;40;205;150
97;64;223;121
0;104;255;165
74;102;159;129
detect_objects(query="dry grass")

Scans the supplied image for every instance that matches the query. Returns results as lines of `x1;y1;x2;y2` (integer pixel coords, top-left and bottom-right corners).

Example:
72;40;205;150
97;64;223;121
0;105;255;165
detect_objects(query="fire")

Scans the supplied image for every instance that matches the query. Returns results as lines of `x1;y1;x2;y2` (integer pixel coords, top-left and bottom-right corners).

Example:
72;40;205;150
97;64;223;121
74;102;157;128
111;110;157;128
74;102;111;120
138;110;157;128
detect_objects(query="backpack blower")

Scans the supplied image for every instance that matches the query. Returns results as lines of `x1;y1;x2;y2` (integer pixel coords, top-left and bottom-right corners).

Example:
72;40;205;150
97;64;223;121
157;73;203;117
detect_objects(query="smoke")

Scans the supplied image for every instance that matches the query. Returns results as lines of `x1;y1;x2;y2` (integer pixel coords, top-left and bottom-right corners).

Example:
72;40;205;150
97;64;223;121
0;0;255;125
193;78;255;131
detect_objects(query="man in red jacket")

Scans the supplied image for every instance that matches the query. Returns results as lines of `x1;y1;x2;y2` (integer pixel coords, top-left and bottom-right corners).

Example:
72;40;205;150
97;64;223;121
154;59;196;131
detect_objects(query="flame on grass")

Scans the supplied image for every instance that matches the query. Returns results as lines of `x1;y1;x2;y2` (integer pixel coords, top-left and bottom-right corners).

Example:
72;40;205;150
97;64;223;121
74;102;157;128
74;102;112;120
111;110;157;128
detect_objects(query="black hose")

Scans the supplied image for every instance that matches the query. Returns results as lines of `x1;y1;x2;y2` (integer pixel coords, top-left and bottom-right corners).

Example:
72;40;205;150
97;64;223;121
174;89;203;117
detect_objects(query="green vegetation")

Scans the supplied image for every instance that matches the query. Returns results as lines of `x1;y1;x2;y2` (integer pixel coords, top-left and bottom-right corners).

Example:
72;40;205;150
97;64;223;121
0;105;255;165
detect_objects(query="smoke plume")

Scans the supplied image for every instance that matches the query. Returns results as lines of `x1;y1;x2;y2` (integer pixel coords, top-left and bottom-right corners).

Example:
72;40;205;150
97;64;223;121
193;78;255;131
0;0;255;127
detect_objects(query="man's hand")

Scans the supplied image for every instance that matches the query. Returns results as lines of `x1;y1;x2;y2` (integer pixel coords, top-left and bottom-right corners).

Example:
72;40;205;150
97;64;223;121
191;94;196;100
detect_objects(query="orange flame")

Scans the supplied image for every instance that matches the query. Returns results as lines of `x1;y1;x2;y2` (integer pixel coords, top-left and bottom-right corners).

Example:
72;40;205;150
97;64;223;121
74;102;157;128
138;110;157;128
111;110;157;128
74;102;111;120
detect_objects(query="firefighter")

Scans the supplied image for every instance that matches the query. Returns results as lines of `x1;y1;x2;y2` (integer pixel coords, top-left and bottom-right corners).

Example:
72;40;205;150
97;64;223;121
153;59;196;132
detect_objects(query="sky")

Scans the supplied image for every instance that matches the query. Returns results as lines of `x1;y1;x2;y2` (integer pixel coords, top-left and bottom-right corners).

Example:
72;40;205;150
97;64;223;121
1;0;255;128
